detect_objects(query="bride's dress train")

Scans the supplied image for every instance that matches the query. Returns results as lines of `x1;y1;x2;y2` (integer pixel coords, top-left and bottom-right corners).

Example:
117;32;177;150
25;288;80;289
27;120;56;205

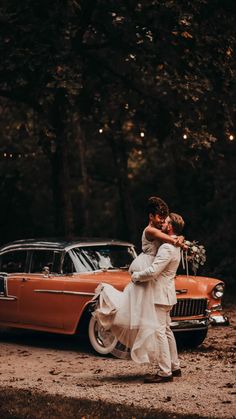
93;234;162;364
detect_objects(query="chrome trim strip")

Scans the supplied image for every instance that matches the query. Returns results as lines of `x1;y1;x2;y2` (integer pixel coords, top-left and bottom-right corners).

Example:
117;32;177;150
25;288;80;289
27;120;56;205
0;245;63;252
0;241;134;253
209;315;229;326
176;289;187;294
34;289;64;294
34;289;95;297
207;304;222;312
0;296;17;301
65;242;134;251
172;326;208;332
170;319;209;331
71;270;106;275
63;291;95;296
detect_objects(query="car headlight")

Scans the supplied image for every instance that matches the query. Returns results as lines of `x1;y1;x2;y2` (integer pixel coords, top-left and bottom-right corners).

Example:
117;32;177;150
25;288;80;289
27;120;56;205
212;283;225;299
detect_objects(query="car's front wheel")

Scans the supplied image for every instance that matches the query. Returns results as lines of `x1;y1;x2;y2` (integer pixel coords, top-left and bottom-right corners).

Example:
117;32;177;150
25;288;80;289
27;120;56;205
88;316;117;355
175;329;208;348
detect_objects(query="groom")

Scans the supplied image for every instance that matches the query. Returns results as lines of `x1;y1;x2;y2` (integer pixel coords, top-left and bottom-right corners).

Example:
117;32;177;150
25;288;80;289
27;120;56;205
131;212;185;383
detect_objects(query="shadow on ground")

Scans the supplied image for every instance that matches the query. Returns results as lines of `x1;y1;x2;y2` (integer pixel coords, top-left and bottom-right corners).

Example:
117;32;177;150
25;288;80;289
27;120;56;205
0;328;92;354
0;387;205;419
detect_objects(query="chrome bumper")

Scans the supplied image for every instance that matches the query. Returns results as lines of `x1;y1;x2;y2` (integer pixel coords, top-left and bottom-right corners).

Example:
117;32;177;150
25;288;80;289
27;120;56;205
209;314;229;326
170;318;209;332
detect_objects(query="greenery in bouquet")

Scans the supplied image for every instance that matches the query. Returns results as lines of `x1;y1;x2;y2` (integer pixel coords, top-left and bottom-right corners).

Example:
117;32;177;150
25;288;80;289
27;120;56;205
184;240;207;275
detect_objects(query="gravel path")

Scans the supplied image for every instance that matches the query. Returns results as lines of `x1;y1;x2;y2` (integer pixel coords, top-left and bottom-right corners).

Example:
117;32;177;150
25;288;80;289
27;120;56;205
0;305;235;418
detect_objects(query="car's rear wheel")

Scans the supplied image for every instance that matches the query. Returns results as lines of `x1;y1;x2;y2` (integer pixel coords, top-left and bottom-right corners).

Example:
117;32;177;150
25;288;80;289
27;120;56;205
88;316;118;355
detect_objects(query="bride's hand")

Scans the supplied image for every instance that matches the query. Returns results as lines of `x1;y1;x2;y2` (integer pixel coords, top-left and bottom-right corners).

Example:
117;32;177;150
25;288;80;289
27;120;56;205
175;235;184;245
174;235;188;249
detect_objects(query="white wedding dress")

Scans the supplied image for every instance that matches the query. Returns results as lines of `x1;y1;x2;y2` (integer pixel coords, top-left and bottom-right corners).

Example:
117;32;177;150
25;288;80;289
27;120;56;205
93;230;162;364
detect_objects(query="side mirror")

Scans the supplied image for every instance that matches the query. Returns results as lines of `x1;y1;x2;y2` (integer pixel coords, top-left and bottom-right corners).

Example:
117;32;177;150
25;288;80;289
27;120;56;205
42;266;50;277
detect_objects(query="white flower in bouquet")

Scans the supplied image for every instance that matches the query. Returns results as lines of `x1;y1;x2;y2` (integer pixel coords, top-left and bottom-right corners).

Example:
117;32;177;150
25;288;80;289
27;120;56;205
183;240;207;275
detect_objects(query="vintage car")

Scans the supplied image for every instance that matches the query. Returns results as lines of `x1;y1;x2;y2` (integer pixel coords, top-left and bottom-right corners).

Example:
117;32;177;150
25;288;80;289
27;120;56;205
0;239;228;355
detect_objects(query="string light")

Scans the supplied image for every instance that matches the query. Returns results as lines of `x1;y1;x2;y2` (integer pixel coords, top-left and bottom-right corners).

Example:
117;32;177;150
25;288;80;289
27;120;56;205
140;132;145;138
183;134;188;139
229;134;234;141
1;152;38;159
99;128;103;134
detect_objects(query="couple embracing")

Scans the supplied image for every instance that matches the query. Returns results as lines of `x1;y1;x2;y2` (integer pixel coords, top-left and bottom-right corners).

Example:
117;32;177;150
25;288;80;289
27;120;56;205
94;197;185;383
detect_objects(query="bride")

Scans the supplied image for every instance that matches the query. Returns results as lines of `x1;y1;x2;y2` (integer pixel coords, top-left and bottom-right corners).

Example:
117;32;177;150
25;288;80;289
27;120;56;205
93;197;185;364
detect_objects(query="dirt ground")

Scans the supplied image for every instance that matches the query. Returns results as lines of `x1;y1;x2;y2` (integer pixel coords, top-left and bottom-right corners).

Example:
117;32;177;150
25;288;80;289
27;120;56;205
0;305;235;419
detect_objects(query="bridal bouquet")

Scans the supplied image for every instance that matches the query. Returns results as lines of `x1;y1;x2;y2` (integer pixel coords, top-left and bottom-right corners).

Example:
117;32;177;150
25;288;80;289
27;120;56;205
183;240;207;275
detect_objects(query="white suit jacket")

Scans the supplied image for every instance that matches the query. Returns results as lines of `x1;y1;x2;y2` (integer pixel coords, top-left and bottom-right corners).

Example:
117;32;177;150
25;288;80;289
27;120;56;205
132;242;181;306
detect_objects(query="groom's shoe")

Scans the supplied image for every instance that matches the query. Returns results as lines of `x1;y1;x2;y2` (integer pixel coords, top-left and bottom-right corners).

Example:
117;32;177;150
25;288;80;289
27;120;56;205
144;374;173;384
172;369;182;377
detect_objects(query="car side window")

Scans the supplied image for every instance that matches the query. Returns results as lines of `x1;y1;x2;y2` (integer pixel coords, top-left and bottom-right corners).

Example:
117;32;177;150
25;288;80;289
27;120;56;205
69;249;94;272
62;253;75;274
0;251;28;273
30;250;60;274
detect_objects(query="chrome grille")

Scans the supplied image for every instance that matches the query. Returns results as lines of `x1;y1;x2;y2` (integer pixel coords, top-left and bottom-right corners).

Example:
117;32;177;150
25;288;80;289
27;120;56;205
170;299;207;317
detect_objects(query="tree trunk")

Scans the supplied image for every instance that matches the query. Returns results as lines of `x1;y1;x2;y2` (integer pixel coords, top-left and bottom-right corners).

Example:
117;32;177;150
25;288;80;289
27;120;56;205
49;91;74;239
108;135;137;243
72;113;91;236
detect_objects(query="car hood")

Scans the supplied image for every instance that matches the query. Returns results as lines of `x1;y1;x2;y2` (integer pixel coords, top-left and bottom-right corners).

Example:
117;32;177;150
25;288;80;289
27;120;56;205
175;274;224;298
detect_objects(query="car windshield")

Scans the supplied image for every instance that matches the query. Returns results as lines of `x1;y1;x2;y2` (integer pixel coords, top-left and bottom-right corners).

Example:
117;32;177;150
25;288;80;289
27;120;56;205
68;245;136;272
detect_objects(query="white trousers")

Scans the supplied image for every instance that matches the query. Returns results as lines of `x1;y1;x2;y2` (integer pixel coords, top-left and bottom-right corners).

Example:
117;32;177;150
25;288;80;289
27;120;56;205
155;304;180;377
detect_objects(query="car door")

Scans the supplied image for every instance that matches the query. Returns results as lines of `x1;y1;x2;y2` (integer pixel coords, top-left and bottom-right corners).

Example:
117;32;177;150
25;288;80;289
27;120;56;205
0;250;28;323
18;250;65;329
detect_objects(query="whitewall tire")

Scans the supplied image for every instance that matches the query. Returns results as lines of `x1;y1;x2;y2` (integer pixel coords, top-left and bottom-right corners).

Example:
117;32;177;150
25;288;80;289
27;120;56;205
88;316;117;355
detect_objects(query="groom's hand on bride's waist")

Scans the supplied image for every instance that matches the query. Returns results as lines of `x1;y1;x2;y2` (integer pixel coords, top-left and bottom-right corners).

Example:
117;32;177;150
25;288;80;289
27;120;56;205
131;272;140;283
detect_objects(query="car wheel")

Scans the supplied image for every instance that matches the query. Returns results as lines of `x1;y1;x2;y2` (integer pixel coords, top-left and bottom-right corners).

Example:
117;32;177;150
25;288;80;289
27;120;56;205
88;316;118;355
175;329;208;348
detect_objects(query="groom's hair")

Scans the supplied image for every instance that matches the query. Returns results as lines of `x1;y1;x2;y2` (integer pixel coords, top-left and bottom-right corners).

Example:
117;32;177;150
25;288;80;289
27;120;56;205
169;213;185;235
147;197;169;217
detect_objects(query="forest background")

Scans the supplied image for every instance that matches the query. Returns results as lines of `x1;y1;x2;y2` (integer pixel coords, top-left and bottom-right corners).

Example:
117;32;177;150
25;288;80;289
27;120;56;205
0;0;235;295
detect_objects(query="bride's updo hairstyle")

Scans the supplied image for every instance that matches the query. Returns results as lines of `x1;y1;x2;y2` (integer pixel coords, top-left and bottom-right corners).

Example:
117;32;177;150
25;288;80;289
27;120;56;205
147;196;169;218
